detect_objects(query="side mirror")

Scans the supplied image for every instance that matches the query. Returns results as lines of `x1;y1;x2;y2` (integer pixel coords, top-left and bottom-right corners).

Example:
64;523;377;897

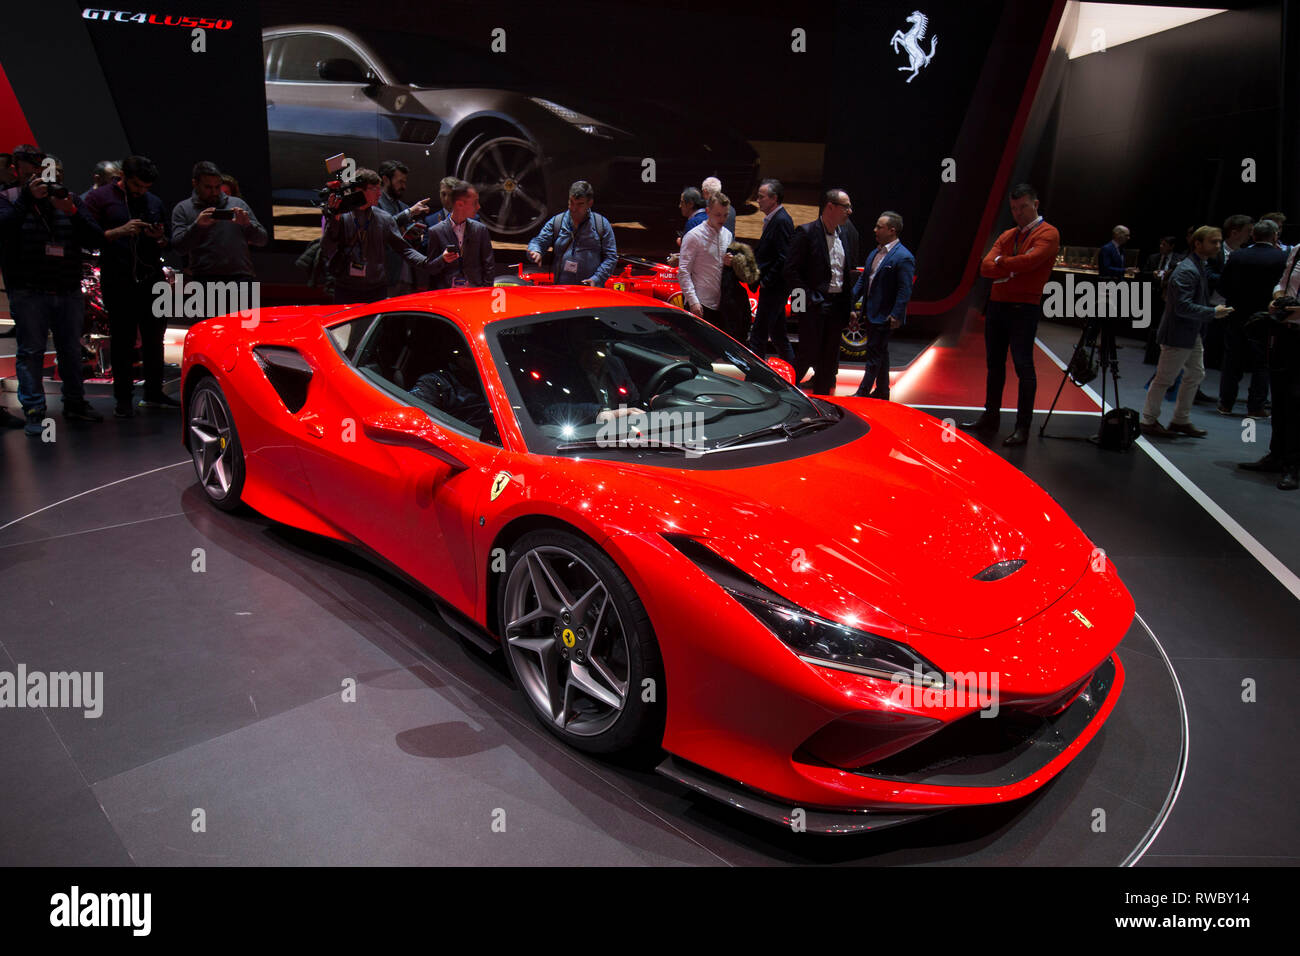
317;58;369;83
362;408;470;473
766;356;796;386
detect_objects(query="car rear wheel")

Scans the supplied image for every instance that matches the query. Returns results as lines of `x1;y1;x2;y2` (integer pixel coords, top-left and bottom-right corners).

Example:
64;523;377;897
459;134;549;238
188;378;245;511
500;531;664;754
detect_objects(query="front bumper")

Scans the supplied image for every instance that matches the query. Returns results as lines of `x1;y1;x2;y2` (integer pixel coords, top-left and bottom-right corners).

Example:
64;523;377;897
606;531;1130;819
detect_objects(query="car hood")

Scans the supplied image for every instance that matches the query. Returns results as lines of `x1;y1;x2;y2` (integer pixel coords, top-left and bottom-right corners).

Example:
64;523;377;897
593;405;1093;639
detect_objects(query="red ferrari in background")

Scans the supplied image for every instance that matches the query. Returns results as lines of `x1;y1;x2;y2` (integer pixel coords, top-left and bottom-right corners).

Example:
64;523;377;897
181;286;1131;834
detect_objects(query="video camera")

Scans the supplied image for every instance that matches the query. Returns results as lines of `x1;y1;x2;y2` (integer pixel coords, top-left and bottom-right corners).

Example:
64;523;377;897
316;179;366;217
316;152;366;217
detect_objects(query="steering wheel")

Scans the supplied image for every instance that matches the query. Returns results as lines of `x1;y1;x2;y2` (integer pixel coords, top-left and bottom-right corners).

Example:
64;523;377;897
644;361;698;398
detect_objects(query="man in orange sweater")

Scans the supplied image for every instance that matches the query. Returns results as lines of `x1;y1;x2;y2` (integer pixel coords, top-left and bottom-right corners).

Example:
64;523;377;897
963;184;1061;446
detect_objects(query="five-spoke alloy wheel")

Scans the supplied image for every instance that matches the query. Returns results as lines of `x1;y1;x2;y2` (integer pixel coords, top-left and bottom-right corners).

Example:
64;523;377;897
500;531;664;753
188;378;245;511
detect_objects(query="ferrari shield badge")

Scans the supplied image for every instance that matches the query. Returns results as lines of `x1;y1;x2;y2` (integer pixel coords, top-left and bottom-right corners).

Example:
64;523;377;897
490;471;513;502
1072;609;1093;629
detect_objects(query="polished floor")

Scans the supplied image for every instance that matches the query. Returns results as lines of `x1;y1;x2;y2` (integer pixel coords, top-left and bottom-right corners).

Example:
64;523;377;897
1;316;1297;865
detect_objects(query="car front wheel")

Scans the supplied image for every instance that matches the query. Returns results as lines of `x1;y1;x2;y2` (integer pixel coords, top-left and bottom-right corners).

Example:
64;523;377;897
499;530;664;754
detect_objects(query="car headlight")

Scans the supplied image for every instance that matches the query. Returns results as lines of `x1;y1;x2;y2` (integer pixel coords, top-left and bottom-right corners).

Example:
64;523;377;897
729;591;946;688
529;97;623;139
663;534;945;688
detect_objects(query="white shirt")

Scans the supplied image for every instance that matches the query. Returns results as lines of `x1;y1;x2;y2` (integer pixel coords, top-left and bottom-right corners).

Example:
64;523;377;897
868;238;898;291
824;227;845;293
678;220;733;310
1277;244;1300;299
450;216;468;247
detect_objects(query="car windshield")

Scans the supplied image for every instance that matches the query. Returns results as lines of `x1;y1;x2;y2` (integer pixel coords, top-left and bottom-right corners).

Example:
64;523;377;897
487;307;834;458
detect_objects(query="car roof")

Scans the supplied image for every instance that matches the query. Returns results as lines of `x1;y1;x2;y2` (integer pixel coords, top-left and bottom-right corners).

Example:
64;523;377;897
338;286;678;336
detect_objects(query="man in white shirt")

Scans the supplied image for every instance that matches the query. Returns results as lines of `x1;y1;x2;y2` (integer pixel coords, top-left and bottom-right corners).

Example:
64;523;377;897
677;193;734;326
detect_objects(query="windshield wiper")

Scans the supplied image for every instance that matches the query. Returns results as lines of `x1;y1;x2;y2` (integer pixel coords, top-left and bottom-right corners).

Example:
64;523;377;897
554;437;705;456
712;416;837;450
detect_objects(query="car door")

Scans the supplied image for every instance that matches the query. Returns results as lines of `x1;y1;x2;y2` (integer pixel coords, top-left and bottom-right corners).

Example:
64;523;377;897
298;310;505;617
264;30;381;204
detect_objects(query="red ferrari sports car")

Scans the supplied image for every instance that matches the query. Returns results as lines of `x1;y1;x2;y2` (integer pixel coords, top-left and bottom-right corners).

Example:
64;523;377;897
181;285;1131;834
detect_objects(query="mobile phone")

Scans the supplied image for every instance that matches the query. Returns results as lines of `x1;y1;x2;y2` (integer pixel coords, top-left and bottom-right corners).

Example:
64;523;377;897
445;245;458;256
211;208;235;221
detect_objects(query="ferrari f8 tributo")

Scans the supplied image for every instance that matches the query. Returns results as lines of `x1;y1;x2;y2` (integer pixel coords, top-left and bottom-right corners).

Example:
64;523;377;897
181;286;1131;834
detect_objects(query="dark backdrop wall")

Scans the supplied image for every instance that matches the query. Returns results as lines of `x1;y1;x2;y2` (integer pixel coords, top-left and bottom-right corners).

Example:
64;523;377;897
1028;3;1288;256
1;2;272;233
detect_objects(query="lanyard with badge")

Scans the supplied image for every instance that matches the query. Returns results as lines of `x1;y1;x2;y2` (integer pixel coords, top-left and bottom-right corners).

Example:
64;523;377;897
346;211;373;278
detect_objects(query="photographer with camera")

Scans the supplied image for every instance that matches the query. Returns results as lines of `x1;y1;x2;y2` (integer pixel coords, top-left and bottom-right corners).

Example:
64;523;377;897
171;161;267;286
0;145;127;433
1239;241;1300;488
320;168;430;305
83;154;172;417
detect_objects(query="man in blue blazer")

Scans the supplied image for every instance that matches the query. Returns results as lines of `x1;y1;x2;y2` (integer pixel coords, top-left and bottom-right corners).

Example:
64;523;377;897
1098;225;1129;277
851;211;915;399
425;180;495;289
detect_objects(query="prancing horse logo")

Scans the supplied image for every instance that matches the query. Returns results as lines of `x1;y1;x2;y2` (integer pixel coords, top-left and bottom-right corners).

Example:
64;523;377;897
490;471;512;501
891;10;938;84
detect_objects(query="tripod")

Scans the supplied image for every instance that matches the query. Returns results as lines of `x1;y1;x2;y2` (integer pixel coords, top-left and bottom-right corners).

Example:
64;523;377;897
1040;319;1122;442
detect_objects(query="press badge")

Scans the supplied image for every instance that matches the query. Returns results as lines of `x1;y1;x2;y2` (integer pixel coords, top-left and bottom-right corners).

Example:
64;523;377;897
45;243;65;258
348;261;366;278
563;259;578;273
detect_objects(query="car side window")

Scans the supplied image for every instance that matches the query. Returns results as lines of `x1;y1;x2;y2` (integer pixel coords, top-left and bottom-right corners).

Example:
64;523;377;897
325;314;377;363
263;38;277;80
354;312;501;447
277;34;366;83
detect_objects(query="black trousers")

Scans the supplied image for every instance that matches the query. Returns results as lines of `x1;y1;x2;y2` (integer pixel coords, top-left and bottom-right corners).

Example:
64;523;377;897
854;321;893;398
101;271;166;405
795;302;846;395
1268;362;1300;468
984;300;1041;430
1219;320;1270;411
748;284;795;364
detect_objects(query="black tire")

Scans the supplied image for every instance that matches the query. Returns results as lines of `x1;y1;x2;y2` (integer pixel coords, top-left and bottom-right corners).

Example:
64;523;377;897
498;530;665;754
187;377;246;512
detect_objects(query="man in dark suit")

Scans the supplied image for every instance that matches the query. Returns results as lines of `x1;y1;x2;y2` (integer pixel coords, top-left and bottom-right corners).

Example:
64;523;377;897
1217;219;1287;415
425;180;495;289
1098;225;1129;277
852;211;915;399
783;188;859;394
747;178;795;362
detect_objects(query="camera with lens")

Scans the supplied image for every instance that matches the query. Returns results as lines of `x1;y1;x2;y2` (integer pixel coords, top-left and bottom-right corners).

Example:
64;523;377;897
1274;296;1299;312
316;179;366;217
46;182;69;200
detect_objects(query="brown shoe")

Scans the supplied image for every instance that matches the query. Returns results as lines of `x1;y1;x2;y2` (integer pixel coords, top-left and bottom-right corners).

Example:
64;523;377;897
1140;421;1174;438
1166;421;1207;437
